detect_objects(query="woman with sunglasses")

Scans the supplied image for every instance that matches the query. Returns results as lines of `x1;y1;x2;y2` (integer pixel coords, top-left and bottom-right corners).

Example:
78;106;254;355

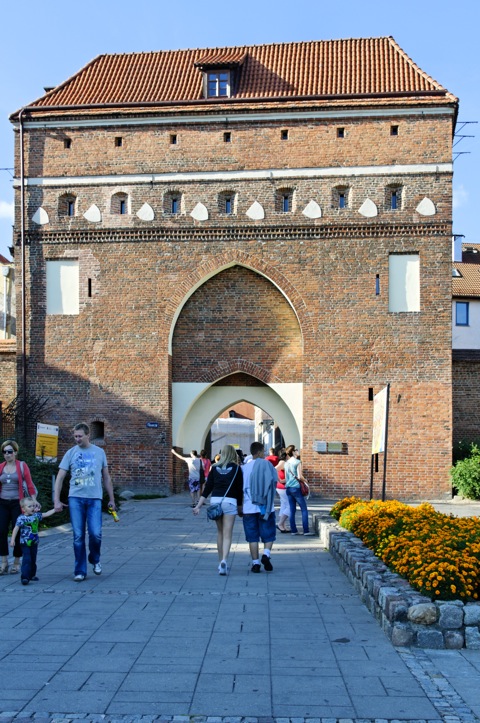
0;440;37;574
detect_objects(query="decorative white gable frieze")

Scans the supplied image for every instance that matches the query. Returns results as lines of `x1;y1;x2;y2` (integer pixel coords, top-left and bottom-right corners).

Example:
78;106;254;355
416;197;436;216
83;204;102;223
137;202;155;221
302;200;322;219
358;198;378;218
190;202;208;221
246;201;265;220
32;207;49;225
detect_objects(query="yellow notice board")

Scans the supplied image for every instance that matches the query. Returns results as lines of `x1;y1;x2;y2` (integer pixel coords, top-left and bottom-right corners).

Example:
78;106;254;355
36;423;59;462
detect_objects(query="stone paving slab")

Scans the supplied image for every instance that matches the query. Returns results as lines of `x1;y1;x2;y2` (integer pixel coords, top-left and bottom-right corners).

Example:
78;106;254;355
0;494;479;722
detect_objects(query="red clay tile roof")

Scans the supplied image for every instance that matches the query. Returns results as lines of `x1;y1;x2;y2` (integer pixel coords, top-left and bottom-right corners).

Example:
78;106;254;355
453;263;480;298
17;36;456;114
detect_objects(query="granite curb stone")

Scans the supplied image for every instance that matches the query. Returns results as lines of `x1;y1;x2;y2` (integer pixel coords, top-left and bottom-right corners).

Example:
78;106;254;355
313;511;480;649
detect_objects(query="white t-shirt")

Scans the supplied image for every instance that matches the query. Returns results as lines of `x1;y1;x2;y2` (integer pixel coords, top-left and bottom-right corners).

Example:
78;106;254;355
59;444;107;499
242;459;276;515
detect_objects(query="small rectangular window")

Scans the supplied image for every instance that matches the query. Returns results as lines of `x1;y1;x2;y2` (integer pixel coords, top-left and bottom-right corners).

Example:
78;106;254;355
339;193;346;209
64;138;71;149
115;137;123;147
391;125;399;136
281;129;289;140
120;200;126;215
225;197;232;214
282;195;291;212
391;190;398;210
171;198;178;214
337;127;345;138
67;200;75;217
170;134;177;145
223;132;231;143
88;278;92;298
456;301;469;326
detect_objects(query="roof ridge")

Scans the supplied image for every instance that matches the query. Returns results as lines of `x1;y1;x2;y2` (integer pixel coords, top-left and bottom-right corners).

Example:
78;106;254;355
64;36;399;60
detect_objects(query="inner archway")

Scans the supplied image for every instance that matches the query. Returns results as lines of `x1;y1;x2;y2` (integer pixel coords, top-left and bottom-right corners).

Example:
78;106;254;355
172;372;301;452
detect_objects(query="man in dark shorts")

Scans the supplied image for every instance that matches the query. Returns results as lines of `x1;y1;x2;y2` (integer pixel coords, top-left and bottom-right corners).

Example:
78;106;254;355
241;441;278;573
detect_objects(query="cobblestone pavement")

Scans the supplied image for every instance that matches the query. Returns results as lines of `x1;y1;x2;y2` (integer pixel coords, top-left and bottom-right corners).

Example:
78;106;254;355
0;494;479;723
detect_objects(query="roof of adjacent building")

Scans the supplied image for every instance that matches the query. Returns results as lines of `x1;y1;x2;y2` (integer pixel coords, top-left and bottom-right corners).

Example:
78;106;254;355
13;36;457;117
453;262;480;298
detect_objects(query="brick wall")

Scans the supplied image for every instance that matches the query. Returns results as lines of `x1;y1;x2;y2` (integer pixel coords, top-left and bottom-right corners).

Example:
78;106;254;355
13;108;454;499
453;357;480;447
0;340;16;410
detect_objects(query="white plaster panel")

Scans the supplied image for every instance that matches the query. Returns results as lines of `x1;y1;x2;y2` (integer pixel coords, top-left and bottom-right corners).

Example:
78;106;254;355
388;255;420;312
302;200;322;219
246;201;265;220
84;204;102;223
416;197;436;216
358;198;378;217
172;382;302;451
46;260;79;315
190;202;209;221
32;207;49;225
137;202;154;221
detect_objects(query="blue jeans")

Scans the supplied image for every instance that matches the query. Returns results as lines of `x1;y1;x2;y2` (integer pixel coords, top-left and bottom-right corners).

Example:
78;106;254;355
68;497;102;576
286;486;309;533
21;542;38;580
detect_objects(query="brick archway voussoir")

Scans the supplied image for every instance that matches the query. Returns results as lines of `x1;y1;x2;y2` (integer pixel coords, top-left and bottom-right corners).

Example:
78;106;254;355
197;359;283;385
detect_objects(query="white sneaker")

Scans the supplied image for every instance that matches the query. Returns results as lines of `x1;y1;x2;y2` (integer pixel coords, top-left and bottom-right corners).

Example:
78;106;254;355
303;532;315;536
74;574;85;582
93;562;102;575
218;561;228;576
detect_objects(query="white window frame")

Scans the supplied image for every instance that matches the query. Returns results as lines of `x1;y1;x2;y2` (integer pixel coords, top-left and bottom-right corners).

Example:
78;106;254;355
207;71;231;98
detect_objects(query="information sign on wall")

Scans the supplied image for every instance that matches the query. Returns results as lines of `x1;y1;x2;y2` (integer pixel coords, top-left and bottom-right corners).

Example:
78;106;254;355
35;423;59;462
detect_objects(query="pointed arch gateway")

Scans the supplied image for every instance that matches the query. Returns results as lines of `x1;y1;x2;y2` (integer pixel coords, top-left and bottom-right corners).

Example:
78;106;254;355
170;258;305;452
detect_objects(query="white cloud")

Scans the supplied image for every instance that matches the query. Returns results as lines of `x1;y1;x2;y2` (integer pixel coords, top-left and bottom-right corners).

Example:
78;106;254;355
453;184;469;210
0;200;14;220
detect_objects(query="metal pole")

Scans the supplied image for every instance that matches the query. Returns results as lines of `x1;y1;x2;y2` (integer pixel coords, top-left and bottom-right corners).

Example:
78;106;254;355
19;109;28;444
381;383;390;501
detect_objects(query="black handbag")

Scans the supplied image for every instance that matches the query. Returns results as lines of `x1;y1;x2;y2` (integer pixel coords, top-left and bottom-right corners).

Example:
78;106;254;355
206;466;239;520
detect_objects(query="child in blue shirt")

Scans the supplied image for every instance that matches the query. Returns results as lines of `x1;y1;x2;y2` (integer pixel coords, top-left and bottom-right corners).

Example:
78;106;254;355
10;497;57;585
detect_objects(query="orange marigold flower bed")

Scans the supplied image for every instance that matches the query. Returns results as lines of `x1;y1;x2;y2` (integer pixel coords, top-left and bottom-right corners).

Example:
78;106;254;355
332;498;480;601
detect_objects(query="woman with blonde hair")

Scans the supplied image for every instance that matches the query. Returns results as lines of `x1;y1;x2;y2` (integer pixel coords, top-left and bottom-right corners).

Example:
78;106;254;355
193;444;243;575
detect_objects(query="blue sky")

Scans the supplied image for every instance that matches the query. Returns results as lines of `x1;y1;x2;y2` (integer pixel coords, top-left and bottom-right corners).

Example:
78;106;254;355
0;0;478;259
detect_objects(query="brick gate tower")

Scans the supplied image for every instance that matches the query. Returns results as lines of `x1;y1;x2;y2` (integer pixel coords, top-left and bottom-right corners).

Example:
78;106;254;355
10;37;458;499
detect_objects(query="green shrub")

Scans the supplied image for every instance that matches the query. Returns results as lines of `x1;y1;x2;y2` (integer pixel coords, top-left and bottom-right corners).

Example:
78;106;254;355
453;439;480;464
450;443;480;500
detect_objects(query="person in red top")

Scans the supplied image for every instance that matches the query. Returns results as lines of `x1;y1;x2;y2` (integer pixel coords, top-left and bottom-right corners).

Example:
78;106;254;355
265;448;279;467
274;450;289;532
199;450;212;497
